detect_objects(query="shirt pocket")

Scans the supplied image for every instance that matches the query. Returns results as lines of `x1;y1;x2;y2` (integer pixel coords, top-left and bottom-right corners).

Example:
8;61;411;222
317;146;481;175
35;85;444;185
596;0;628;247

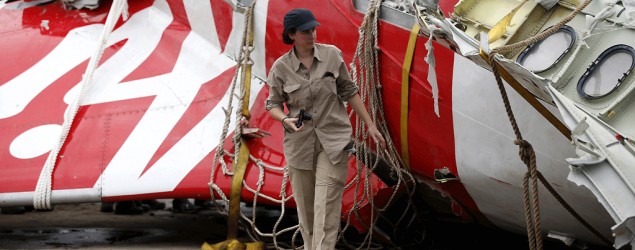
283;83;303;107
320;71;339;98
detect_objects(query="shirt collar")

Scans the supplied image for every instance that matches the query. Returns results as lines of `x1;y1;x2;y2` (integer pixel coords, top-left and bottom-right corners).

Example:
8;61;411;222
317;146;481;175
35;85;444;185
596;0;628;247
289;44;323;71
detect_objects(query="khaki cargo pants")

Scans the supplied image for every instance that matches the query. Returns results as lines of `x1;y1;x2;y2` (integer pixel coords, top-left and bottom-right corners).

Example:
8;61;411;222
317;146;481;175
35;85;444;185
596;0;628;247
289;141;348;250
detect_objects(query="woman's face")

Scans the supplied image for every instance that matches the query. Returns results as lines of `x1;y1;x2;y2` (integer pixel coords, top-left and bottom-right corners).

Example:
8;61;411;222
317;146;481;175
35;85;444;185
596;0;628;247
290;28;316;49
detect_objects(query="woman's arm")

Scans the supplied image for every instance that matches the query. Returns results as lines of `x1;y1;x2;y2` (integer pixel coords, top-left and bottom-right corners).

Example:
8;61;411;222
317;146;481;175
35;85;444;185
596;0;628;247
347;94;386;149
268;107;301;132
265;64;303;132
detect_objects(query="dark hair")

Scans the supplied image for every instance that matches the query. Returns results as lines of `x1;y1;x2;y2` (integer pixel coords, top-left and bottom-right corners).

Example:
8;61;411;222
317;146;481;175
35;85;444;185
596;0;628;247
282;28;296;45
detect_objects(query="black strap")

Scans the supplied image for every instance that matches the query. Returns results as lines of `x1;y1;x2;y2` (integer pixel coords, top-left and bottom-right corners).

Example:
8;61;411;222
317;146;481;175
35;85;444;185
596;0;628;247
281;117;294;133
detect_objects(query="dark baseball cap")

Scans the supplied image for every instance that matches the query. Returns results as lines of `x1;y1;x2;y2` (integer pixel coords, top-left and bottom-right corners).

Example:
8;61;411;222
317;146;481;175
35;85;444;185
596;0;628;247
283;8;320;32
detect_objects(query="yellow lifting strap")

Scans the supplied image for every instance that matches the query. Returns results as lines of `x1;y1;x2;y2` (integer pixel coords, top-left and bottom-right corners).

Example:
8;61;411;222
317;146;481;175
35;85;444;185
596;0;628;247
241;21;254;119
227;2;255;242
400;23;419;170
480;50;571;140
203;3;263;250
226;139;251;240
203;238;263;250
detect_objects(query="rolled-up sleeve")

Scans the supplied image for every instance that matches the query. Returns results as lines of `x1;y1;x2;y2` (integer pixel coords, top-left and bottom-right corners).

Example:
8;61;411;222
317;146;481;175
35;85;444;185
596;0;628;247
265;67;285;111
336;61;359;101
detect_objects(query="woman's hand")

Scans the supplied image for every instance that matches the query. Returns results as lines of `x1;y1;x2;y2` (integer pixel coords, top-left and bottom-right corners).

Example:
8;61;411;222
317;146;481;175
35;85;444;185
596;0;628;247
347;94;386;150
368;126;386;150
282;117;302;132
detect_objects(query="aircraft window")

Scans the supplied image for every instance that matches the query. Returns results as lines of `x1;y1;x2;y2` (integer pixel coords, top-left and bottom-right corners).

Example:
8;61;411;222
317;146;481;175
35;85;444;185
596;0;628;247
516;26;576;73
577;44;635;99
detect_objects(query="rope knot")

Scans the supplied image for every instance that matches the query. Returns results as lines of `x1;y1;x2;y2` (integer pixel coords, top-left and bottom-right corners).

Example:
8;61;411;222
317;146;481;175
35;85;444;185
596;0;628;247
515;139;535;165
242;45;254;52
514;139;530;148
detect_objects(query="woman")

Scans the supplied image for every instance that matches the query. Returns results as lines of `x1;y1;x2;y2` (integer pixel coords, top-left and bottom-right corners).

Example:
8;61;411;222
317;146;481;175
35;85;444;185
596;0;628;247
265;8;386;250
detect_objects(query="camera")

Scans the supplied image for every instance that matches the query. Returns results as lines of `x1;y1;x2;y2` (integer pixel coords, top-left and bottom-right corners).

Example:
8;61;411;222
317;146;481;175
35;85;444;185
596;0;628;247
296;109;312;128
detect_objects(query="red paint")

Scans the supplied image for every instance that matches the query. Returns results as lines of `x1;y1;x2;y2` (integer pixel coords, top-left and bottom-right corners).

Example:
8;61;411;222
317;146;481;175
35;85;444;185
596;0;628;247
140;66;236;176
54;96;155;189
0;40;127;192
211;1;233;52
616;133;624;142
121;0;190;82
171;87;292;205
1;0;489;229
262;0;485;222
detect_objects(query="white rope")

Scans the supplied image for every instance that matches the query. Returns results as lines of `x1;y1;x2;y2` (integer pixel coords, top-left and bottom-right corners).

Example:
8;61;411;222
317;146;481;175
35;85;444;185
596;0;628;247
33;0;129;210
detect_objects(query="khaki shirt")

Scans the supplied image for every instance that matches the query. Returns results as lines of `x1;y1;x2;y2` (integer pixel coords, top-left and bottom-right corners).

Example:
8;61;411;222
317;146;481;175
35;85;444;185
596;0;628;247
266;43;359;170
